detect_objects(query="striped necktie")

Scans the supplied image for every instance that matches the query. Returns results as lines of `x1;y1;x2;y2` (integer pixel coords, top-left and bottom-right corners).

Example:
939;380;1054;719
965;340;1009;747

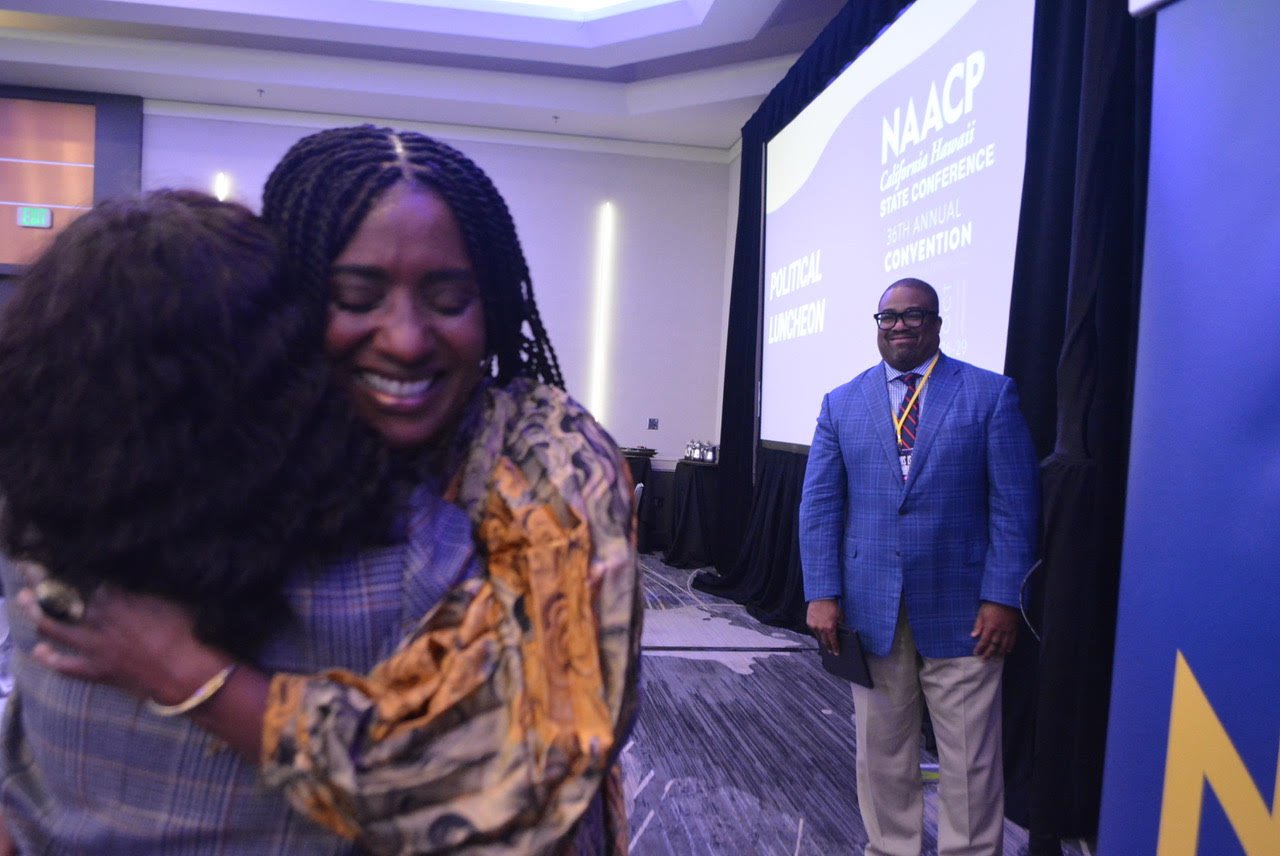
896;372;920;454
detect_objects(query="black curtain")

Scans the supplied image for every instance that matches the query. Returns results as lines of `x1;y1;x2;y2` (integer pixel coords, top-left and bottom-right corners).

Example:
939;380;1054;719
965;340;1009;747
699;0;1154;844
697;446;810;630
999;0;1154;841
1022;1;1154;844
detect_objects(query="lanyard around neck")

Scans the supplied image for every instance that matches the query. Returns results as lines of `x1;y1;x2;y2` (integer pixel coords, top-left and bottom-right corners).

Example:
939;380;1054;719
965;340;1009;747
893;354;940;447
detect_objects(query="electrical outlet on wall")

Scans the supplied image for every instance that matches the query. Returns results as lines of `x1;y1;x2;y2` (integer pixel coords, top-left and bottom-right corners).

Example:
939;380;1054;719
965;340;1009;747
647;418;659;430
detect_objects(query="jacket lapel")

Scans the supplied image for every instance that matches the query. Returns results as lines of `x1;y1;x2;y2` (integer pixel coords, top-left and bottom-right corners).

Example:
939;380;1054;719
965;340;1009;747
902;353;960;496
859;369;902;478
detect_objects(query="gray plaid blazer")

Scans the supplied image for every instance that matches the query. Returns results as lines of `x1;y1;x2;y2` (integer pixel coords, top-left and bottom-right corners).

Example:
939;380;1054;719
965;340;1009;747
0;486;478;854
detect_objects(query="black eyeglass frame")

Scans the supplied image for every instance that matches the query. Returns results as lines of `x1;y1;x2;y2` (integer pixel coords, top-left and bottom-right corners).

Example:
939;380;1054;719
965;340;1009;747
872;309;939;330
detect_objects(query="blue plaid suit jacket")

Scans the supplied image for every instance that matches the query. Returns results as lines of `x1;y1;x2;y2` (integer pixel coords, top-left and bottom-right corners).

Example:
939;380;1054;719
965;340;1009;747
799;353;1040;658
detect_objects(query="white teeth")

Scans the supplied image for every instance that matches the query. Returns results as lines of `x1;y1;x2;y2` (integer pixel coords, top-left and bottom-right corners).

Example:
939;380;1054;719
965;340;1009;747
359;372;432;397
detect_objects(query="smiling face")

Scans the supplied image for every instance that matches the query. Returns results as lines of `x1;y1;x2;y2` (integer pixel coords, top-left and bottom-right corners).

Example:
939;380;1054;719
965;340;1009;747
324;182;487;450
876;282;942;371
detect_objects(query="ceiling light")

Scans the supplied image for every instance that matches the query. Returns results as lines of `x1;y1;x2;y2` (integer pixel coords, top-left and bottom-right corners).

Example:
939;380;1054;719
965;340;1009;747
381;0;676;18
489;0;651;9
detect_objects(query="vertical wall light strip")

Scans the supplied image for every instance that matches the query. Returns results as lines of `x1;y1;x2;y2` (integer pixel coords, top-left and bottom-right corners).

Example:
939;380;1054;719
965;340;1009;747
212;171;231;201
587;200;617;423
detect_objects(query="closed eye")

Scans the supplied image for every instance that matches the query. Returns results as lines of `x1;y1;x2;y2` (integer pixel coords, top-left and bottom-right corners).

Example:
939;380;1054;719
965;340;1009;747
420;275;480;317
330;268;387;313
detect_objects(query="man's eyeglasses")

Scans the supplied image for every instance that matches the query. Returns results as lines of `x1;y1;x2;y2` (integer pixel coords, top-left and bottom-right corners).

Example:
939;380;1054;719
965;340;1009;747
873;309;938;330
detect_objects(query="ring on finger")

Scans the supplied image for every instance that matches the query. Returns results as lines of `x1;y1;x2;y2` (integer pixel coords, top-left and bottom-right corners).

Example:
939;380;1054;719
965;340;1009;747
34;580;86;623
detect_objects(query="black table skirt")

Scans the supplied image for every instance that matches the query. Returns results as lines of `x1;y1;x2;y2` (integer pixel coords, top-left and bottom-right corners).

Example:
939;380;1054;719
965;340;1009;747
665;460;718;568
691;446;807;628
623;454;656;553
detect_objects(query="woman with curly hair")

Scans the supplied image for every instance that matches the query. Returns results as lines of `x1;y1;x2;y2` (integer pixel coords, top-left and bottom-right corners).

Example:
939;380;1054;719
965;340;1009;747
0;188;443;853
9;127;641;855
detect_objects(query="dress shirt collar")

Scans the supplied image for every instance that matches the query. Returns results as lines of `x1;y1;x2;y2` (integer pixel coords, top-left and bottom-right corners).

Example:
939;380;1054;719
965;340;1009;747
882;351;941;384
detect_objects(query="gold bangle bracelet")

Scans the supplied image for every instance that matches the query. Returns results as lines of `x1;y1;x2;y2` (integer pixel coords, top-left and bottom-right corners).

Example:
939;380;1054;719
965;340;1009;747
144;664;238;718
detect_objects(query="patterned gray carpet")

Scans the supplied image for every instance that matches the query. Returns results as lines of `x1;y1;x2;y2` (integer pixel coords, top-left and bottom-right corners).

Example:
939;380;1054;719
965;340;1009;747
621;555;1083;856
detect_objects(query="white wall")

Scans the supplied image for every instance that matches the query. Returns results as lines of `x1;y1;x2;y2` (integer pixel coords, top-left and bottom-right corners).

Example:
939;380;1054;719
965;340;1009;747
142;103;735;466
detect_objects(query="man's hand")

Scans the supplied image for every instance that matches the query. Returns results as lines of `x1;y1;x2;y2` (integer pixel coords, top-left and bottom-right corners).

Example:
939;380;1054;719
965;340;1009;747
807;598;843;654
970;601;1019;660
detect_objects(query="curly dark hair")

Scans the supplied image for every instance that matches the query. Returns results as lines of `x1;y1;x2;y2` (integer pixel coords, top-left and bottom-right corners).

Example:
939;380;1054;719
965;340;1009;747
261;124;563;389
0;190;394;657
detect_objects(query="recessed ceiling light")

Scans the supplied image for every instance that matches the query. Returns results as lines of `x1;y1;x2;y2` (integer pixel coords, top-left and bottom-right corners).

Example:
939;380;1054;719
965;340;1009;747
381;0;676;17
484;0;641;9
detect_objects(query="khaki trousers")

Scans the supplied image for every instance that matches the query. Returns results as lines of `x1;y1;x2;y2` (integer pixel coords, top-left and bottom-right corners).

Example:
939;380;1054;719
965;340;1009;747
851;607;1005;856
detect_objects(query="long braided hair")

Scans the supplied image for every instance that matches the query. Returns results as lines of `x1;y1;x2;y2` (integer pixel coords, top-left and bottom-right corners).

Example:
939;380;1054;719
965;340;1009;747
261;125;563;389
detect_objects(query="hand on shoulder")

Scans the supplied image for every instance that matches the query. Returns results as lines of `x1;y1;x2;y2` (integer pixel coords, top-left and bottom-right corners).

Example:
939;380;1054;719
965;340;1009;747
17;585;228;705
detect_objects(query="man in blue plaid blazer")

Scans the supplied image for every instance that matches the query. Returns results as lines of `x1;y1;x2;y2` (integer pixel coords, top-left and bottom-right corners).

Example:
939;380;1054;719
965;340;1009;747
799;278;1039;856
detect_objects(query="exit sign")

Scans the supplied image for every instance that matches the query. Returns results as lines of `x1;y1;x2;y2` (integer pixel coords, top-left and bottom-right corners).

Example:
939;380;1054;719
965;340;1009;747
18;207;53;229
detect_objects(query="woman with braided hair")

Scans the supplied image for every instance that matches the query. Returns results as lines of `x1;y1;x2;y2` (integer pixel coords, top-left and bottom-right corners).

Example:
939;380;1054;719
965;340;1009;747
13;126;642;855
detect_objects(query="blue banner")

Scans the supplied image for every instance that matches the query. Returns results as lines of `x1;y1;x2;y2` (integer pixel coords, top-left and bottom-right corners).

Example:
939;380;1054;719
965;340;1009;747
1099;0;1280;852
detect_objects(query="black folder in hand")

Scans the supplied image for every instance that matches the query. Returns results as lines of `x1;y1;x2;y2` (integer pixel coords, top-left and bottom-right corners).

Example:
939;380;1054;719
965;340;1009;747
818;626;873;688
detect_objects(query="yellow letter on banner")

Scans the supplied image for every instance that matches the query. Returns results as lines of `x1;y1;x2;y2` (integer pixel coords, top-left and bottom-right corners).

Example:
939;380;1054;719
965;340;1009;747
1157;651;1280;855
